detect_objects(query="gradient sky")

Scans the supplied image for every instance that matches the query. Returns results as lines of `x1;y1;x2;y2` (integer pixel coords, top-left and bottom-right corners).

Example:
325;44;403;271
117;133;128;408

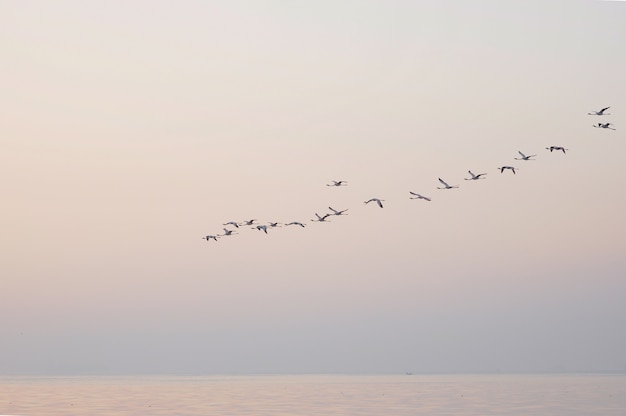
2;0;626;375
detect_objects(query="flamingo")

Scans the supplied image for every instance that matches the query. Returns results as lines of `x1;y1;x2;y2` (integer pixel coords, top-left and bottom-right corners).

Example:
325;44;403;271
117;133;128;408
241;219;257;226
514;151;536;161
437;178;458;189
268;222;281;228
546;146;568;154
223;221;240;228
593;122;616;130
311;213;332;222
464;171;487;180
255;224;268;234
499;166;516;174
285;221;306;227
203;235;219;241
364;198;384;208
328;207;348;215
409;192;431;201
327;180;348;187
220;228;237;236
588;107;610;115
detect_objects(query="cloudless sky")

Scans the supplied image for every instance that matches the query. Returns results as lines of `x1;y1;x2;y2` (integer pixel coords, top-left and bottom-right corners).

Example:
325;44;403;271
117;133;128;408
2;0;626;375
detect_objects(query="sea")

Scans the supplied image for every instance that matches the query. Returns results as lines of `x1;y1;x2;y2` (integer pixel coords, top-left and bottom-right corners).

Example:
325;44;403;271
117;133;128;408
1;374;625;416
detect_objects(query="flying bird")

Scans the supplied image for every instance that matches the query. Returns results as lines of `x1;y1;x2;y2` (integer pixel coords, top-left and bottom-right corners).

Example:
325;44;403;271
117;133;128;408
499;166;516;174
464;171;487;180
514;151;536;161
593;122;616;130
241;219;257;225
365;198;384;208
285;221;306;227
202;235;219;241
327;180;348;187
268;222;281;228
409;192;431;201
220;228;237;236
546;146;568;154
328;206;348;215
223;221;240;228
588;107;610;115
437;178;458;189
311;213;332;222
255;224;268;234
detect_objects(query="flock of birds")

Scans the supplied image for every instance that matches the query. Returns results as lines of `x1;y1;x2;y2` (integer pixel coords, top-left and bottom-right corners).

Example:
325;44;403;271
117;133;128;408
203;107;617;242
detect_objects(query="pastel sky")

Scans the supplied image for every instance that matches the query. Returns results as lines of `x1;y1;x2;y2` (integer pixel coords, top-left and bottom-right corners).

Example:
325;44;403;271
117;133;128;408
2;0;626;375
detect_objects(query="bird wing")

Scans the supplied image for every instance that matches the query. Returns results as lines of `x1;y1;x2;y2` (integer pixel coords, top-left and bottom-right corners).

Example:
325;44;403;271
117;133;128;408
438;178;449;186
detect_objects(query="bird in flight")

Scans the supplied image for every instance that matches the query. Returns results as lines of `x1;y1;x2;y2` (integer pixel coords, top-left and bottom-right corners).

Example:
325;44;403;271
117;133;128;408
593;122;616;130
546;146;568;154
437;178;458;189
365;198;384;208
223;221;240;228
328;206;348;215
203;235;219;241
464;171;487;180
241;219;257;226
515;151;536;161
285;221;306;227
255;224;268;234
268;222;281;228
327;180;348;187
311;213;332;222
220;228;237;236
499;166;517;174
588;106;610;115
409;192;431;201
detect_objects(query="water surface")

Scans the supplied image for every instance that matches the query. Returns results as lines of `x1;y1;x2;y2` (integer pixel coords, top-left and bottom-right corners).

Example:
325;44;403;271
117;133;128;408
1;374;624;416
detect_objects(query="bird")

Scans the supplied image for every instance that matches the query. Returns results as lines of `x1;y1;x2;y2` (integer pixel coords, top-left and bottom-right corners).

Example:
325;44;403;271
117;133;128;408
514;151;536;161
285;221;306;227
499;166;516;174
220;228;237;236
437;178;458;189
268;222;281;228
593;122;616;130
327;180;347;187
223;221;240;228
241;219;257;225
255;224;268;234
409;192;431;201
588;106;610;115
364;198;384;208
311;213;331;222
328;206;348;215
202;235;219;241
464;170;487;180
546;146;568;154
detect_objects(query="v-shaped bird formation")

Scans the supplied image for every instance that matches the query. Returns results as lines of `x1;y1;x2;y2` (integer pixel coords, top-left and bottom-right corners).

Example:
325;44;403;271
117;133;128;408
203;108;617;242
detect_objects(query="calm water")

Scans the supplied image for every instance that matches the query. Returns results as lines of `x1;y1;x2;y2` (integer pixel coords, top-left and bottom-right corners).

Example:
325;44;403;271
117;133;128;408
1;374;625;416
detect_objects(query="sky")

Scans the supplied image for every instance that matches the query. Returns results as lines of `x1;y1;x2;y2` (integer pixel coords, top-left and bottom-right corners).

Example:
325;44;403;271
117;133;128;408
1;0;626;375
